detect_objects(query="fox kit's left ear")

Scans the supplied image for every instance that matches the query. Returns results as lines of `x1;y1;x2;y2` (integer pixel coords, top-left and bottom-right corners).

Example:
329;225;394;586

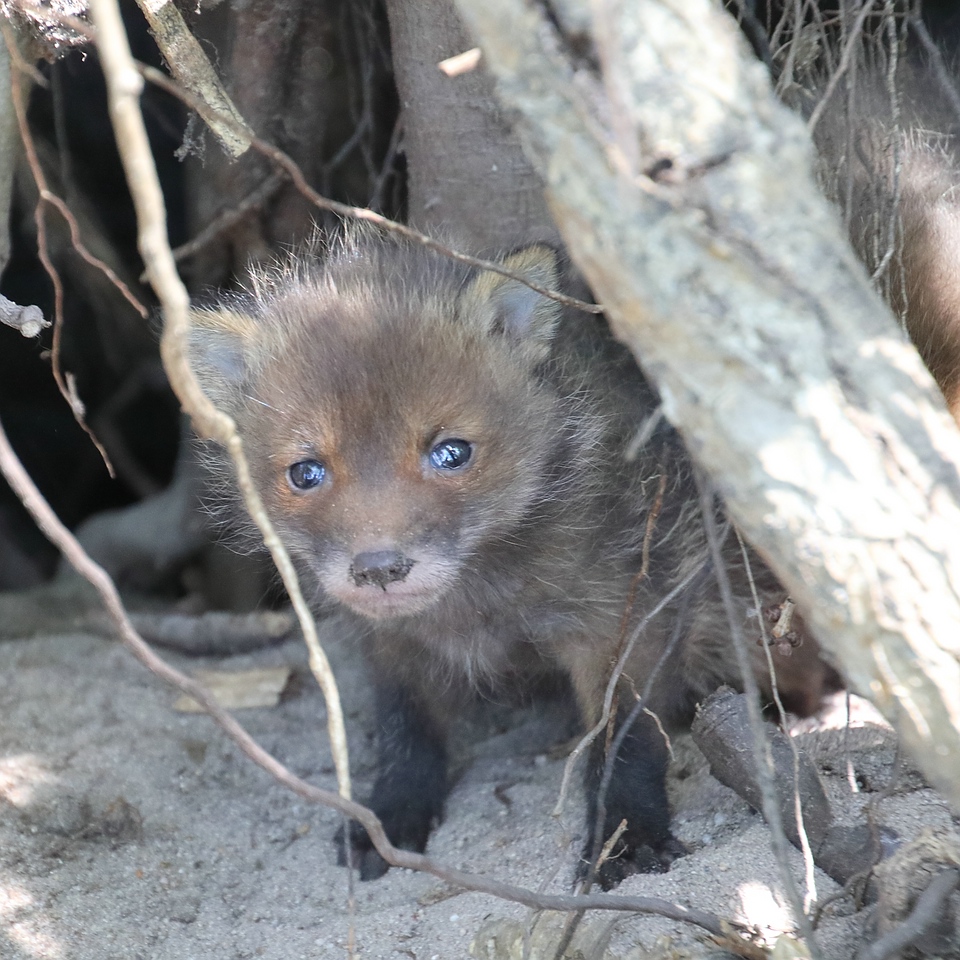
459;244;562;364
186;306;262;417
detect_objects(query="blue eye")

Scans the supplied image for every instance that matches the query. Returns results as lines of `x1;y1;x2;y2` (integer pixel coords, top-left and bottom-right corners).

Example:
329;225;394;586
288;459;326;490
428;439;473;471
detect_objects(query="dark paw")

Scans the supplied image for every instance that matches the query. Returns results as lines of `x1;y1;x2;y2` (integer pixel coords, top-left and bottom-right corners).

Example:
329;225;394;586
334;801;439;881
581;832;688;890
335;820;391;881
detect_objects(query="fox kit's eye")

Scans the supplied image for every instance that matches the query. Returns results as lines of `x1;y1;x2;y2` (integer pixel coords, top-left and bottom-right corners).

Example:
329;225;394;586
288;459;326;490
428;439;473;471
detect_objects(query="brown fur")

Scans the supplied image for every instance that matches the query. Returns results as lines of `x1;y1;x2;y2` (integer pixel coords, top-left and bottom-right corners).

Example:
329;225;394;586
187;227;835;885
813;60;960;422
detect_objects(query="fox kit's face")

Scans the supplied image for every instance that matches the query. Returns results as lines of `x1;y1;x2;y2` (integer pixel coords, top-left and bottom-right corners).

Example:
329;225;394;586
247;305;561;620
189;238;565;620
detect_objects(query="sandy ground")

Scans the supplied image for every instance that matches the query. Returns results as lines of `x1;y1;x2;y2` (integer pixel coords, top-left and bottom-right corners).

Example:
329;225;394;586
1;601;958;960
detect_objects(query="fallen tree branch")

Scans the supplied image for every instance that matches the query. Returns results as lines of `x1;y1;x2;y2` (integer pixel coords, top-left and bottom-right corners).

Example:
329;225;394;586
133;0;252;157
692;687;897;886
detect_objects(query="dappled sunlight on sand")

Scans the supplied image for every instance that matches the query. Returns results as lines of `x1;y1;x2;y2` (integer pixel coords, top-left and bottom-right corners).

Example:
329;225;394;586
737;880;796;944
0;754;56;808
0;754;65;957
0;881;63;958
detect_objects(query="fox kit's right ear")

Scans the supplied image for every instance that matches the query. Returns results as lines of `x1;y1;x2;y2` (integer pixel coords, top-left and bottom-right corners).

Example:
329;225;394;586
186;307;260;412
458;244;563;366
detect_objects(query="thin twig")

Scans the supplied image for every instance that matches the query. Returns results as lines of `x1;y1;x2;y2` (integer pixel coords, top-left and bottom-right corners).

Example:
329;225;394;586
368;114;402;212
726;0;775;76
908;17;960;128
552;551;711;818
735;529;818;912
4;30;48;87
166;169;288;270
87;0;352;801
623;406;664;462
599;463;667;780
807;0;881;134
41;190;149;317
596;820;628;875
5;30;148;320
323;111;371;177
868;2;902;289
49;61;74;201
553;819;628;960
696;475;823;960
2;21;116;476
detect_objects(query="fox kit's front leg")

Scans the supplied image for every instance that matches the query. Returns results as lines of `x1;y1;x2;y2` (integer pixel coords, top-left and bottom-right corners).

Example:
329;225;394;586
566;647;688;889
338;676;448;880
582;706;687;888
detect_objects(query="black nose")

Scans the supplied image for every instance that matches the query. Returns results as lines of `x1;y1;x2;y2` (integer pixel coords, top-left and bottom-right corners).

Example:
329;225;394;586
349;550;415;590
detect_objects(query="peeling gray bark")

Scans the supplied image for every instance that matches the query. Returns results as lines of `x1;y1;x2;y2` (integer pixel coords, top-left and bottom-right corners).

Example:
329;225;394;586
456;0;960;805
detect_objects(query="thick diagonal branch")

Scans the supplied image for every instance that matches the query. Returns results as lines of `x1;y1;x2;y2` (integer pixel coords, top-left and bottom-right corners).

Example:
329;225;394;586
457;0;960;804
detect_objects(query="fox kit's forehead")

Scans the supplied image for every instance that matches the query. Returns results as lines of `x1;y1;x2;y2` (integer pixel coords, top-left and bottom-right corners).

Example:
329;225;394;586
254;231;471;329
269;276;469;358
249;303;529;471
248;257;537;426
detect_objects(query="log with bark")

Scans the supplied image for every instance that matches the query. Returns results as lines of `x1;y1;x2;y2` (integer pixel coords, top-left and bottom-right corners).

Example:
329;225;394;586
455;0;960;806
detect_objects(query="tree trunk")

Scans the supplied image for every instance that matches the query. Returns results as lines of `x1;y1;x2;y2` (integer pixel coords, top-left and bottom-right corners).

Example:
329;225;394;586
384;0;554;247
182;0;393;291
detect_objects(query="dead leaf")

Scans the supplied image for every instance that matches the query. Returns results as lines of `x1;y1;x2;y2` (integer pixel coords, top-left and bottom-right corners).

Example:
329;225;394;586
173;667;291;712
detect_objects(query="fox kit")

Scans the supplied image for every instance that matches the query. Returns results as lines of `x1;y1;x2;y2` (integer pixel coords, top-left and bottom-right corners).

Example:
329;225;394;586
187;228;833;888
